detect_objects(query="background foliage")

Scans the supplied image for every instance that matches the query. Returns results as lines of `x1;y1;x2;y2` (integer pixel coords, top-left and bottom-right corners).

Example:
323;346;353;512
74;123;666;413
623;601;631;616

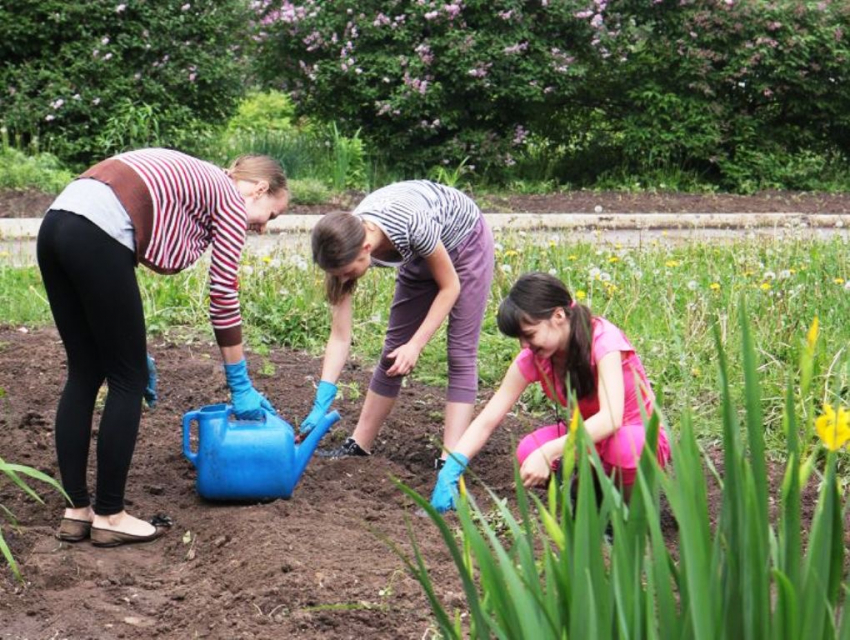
256;0;850;190
0;0;254;165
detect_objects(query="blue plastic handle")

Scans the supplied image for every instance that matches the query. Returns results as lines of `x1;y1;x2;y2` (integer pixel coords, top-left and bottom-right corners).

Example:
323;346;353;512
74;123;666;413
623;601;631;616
182;409;200;467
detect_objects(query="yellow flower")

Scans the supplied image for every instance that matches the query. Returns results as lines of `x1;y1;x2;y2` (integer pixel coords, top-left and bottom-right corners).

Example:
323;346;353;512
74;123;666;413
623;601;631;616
665;260;680;268
568;255;578;261
691;366;701;378
815;404;850;451
806;316;819;351
743;270;754;277
504;249;519;258
834;277;845;285
709;282;721;291
615;243;623;250
760;282;771;291
575;289;587;301
608;256;620;263
262;256;272;264
569;406;581;434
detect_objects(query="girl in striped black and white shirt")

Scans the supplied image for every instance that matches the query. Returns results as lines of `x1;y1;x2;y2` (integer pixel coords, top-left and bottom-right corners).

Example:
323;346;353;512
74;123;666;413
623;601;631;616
37;148;288;547
303;180;495;465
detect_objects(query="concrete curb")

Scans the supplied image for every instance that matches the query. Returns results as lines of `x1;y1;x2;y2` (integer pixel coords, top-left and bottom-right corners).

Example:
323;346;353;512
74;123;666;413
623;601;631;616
0;212;847;240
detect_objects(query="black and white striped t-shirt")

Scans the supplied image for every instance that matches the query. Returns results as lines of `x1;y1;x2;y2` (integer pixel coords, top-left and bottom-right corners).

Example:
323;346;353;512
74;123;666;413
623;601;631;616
353;180;480;266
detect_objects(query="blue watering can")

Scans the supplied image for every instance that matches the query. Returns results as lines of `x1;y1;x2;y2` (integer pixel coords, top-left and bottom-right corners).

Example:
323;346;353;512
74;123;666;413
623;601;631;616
182;404;340;501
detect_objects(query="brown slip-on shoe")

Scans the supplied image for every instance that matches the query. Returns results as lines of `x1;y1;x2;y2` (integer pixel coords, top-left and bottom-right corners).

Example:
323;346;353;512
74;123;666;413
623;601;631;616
90;525;168;548
55;517;93;542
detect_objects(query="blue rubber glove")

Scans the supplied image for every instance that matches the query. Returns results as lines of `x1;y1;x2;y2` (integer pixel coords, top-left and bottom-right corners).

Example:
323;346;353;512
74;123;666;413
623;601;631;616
143;353;158;408
299;380;338;435
430;453;469;513
224;359;277;421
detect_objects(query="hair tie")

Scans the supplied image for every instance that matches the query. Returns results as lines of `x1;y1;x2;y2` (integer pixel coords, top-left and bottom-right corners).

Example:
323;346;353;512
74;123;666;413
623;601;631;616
569;300;577;308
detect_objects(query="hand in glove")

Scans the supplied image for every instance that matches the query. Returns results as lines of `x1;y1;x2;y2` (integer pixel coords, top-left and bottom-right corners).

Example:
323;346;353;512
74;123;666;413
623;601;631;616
224;359;276;420
144;353;158;408
299;380;338;435
429;452;469;513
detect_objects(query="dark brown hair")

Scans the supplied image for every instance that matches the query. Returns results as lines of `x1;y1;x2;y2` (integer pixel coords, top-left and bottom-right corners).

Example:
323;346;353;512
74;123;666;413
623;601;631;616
227;155;288;195
497;272;595;400
311;211;366;304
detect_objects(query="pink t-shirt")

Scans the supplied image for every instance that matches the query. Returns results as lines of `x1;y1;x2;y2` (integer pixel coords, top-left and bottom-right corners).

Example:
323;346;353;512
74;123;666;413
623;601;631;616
514;316;656;427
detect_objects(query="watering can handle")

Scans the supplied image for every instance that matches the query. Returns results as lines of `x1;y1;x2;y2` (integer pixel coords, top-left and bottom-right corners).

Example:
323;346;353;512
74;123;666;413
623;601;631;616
182;410;200;467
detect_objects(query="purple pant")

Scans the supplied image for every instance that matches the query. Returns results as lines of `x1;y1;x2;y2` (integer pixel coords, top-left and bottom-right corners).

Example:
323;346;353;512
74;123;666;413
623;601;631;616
370;216;494;403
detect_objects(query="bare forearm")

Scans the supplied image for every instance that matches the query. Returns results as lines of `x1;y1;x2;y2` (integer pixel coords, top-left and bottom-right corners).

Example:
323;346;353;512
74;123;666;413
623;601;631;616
409;285;460;350
319;333;350;383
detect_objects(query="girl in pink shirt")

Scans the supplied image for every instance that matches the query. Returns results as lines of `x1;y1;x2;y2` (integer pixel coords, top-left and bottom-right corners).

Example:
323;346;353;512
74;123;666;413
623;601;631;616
430;272;671;512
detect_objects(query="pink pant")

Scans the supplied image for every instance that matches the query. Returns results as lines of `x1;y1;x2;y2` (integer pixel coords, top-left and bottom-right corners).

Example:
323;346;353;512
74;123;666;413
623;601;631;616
516;422;671;486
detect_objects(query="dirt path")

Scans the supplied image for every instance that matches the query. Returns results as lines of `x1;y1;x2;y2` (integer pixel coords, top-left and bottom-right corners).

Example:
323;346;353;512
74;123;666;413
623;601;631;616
0;328;844;639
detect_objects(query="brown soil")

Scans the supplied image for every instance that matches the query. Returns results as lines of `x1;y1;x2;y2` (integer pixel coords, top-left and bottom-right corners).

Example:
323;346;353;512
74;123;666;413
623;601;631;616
3;187;850;218
0;328;845;639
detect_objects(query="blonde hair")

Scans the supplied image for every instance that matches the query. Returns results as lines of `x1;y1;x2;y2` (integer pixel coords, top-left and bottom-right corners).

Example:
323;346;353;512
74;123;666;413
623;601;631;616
227;155;288;195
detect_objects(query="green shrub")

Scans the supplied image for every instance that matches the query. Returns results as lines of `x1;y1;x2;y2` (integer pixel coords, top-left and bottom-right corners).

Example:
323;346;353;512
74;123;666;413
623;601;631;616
256;0;850;190
0;144;73;193
289;177;331;205
226;90;297;135
0;0;255;165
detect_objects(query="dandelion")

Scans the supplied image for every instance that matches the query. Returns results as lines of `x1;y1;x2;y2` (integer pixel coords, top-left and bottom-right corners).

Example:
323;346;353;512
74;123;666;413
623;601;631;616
709;282;721;291
608;256;620;264
262;256;272;264
548;268;558;276
599;272;611;282
568;255;578;261
814;404;850;451
691;367;701;378
242;265;254;276
504;249;519;258
494;242;504;252
763;270;776;280
845;281;850;291
834;277;845;285
760;282;771;291
589;267;601;279
665;260;680;268
687;280;698;291
575;290;587;301
500;264;512;274
807;316;819;350
778;269;791;279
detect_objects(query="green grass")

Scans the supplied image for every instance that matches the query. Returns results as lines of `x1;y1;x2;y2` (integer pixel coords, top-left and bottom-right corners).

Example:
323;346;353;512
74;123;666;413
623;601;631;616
2;234;849;459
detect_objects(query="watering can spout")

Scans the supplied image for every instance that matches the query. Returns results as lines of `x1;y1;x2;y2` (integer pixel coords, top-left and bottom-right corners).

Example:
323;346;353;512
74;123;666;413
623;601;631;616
293;410;340;481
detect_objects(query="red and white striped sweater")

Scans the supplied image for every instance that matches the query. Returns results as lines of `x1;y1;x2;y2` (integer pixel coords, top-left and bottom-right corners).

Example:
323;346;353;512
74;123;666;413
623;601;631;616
82;148;246;347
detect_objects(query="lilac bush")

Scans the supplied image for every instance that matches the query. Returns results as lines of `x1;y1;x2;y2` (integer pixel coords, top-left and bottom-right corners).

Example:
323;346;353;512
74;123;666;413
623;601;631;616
256;0;850;189
0;0;254;164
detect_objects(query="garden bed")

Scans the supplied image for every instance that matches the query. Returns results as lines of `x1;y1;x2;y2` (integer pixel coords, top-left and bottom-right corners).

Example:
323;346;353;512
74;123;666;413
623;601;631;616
4;187;850;219
0;327;845;638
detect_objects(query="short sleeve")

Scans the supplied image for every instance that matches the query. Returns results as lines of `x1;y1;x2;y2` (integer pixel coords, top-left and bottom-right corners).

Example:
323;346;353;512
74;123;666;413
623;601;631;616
591;317;634;364
513;348;540;383
408;209;440;257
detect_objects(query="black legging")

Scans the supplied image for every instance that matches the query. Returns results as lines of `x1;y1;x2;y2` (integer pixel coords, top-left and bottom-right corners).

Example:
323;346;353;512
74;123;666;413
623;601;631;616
37;210;147;515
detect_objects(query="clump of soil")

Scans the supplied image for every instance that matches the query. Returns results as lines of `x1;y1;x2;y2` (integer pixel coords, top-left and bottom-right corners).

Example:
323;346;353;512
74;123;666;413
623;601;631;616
0;327;845;638
4;187;850;219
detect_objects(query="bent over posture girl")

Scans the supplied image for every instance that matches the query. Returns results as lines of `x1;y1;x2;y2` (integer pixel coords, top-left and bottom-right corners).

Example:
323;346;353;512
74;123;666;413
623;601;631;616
38;149;288;546
304;180;494;466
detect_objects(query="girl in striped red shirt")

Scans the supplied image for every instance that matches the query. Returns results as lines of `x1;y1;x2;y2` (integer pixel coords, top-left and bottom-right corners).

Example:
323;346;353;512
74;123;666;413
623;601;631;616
37;148;288;547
